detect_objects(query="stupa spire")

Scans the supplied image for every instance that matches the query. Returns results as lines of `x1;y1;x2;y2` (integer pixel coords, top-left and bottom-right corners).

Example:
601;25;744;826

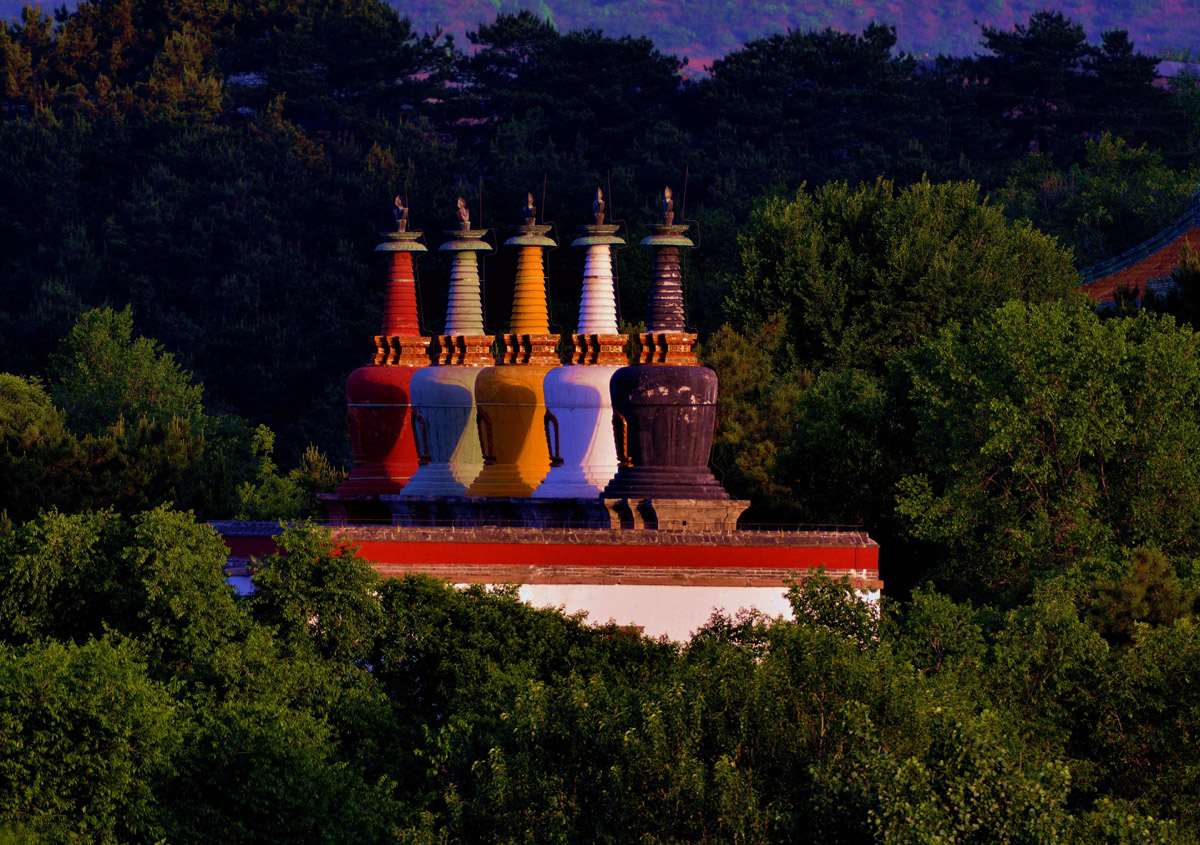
440;196;489;337
505;191;554;337
575;187;621;336
496;191;558;364
433;197;492;365
636;186;697;364
373;199;427;365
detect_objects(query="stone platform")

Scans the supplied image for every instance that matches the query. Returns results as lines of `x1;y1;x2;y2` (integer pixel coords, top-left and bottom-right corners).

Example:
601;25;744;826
214;521;880;589
377;495;750;531
214;520;881;641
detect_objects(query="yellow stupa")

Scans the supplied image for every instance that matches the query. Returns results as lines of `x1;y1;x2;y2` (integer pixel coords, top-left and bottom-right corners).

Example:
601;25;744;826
468;195;560;497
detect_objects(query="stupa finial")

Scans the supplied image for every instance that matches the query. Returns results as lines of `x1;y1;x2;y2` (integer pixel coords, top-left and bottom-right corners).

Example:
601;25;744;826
662;185;674;226
456;196;470;230
393;195;408;232
593;187;605;225
523;192;537;226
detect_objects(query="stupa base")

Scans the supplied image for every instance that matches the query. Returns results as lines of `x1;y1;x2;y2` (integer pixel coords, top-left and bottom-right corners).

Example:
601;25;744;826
399;462;485;498
467;463;549;498
600;497;751;531
317;493;393;525
532;465;620;499
600;466;732;501
380;495;611;529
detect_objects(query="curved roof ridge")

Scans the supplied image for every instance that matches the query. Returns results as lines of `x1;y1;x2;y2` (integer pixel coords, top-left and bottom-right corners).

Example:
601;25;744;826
1080;189;1200;286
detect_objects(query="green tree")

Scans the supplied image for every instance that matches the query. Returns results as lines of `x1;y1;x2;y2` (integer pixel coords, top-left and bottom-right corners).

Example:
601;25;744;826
812;706;1072;844
0;506;246;672
725;177;1081;376
688;23;953;194
159;697;397;843
0;374;77;520
1088;547;1196;645
0;637;177;843
1088;616;1200;830
1001;133;1196;266
0;308;341;520
974;11;1094;159
50;305;202;437
249;521;383;664
786;567;878;648
898;302;1200;597
701;315;808;517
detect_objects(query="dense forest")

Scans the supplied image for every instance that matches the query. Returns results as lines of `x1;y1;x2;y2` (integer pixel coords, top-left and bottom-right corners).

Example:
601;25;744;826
3;0;1200;840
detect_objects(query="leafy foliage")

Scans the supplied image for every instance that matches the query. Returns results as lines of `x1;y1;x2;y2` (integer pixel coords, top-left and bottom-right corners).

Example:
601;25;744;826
898;302;1200;597
1001;134;1196;266
725;177;1081;375
50;305;202;436
0;308;341;521
0;637;176;843
0;511;1196;839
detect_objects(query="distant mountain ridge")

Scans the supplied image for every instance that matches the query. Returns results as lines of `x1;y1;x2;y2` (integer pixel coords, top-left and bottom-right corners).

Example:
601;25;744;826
394;0;1199;66
4;0;1197;66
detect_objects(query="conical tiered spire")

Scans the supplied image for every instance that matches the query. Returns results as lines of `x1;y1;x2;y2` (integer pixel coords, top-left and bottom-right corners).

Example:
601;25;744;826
570;188;627;365
440;197;490;338
373;218;429;366
577;246;619;333
574;187;622;336
510;193;552;334
637;185;698;364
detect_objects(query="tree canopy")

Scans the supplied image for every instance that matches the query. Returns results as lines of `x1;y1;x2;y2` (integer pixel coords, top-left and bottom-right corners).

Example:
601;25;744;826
724;177;1081;375
0;516;1196;839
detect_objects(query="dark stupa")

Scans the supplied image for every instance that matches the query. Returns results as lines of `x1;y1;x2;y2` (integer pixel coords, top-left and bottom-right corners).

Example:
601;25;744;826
600;187;747;528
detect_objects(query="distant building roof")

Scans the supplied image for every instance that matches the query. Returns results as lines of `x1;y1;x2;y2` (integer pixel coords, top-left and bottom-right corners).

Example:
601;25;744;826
1080;192;1200;302
1081;229;1200;302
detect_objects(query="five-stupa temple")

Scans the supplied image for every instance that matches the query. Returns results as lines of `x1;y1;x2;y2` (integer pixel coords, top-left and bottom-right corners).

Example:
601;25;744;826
220;184;880;641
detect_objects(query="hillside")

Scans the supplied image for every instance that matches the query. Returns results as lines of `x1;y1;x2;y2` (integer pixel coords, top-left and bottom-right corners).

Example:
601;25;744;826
6;0;1198;64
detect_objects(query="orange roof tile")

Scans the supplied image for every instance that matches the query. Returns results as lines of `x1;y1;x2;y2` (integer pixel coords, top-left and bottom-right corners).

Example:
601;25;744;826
1084;228;1200;302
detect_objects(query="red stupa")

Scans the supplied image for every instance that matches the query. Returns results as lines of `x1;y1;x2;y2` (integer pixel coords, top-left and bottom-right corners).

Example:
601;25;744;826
320;199;429;522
